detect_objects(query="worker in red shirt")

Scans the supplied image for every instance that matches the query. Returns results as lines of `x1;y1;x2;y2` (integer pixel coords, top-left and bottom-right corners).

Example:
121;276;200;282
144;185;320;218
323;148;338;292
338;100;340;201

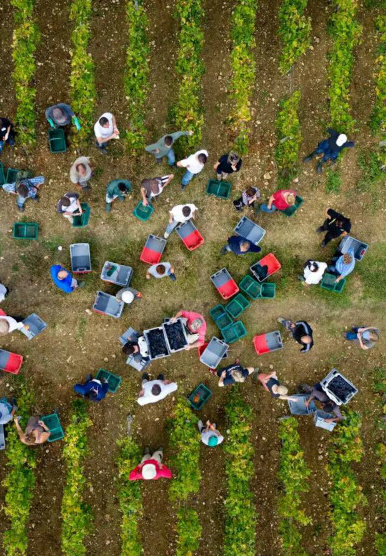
170;309;207;350
129;446;172;481
257;189;297;213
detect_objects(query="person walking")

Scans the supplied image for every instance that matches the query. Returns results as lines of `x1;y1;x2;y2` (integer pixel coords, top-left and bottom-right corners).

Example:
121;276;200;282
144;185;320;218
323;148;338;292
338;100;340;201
343;326;380;350
137;373;178;406
278;318;314;352
316;208;351;247
220;236;261;256
129;447;172;481
105;179;131;212
45;103;79;129
0;397;17;425
233;186;260;212
116;287;142;305
300;260;327;285
146;263;176;281
304;383;344;423
216;361;255;387
164;203;198;239
171;310;207;349
145;130;193;165
213;151;242;180
258;371;298;400
304;129;354;173
14;415;51;445
140;174;173;206
327;248;355;283
257;189;297;214
0;314;29;336
198;420;224;447
0;117;15;154
50;264;84;293
56;192;82;224
74;374;109;402
70;156;93;192
94;112;119;153
177;149;208;189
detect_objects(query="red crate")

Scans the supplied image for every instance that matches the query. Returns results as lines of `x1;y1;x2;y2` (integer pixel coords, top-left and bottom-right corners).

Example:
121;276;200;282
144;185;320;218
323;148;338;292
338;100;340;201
218;279;239;300
0;351;23;374
140;246;162;265
253;334;269;355
183;230;204;251
259;253;281;276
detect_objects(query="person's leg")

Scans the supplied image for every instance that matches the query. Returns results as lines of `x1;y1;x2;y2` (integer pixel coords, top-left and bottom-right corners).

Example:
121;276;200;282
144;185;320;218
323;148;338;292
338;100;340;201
155;156;162;164
164;219;178;237
16;195;26;212
259;204;277;213
303;150;318;162
71;278;78;288
167;148;176;166
168;272;177;281
278;318;293;330
345;331;358;341
157;373;164;381
63;214;74;224
142;372;150;382
0;140;4;154
105;193;118;212
221;172;229;180
141;448;152;464
220;244;231;255
74;381;94;396
217;173;222;181
151;449;163;463
197;420;205;433
7;136;15;147
181;170;194;189
321;231;335;247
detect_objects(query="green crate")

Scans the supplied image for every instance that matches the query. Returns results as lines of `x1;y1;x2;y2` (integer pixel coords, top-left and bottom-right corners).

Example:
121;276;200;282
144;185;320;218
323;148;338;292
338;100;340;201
239;275;261;300
48;128;67;153
12;222;39;240
41;413;64;442
282;195;304;217
209;304;233;329
225;293;250;318
258;282;276;299
189;383;212;410
133;201;154;221
0;162;5;185
206;179;232;199
72;203;90;228
95;368;122;393
320;272;346;293
6;168;18;184
221;321;247;344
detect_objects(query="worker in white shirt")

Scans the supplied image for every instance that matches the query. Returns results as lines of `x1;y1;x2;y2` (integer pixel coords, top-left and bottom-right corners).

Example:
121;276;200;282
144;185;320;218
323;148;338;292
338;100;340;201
198;420;224;447
177;149;208;190
0;315;29;336
136;373;178;406
164;203;198;238
300;260;328;285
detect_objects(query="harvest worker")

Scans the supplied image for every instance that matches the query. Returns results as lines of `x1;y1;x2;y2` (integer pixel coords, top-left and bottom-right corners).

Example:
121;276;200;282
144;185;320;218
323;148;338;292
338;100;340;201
198;420;224;447
129;446;172;481
50;264;84;293
105;179;131;212
213;151;242;180
258;371;298;400
56;191;82;224
146;263;176;281
233;185;260;212
145;130;193;165
3;176;44;212
304;383;344;423
122;335;150;362
299;260;327;285
0;313;29;336
140;174;174;206
257;188;297;214
304;129;355;173
277;318;314;353
164;203;198;239
45;103;79;129
74;374;109;402
177;149;208;189
327;248;355;283
0;397;17;425
116;286;142;304
220;235;261;256
136;372;178;406
343;326;380;350
316;207;351;247
94;112;119;153
170;309;207;349
0;282;9;303
14;415;51;445
70;156;93;192
216;361;255;387
0;117;15;153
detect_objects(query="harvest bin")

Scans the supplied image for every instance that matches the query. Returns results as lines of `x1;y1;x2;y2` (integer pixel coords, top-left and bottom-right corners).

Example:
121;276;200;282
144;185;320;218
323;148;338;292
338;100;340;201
258;282;276;299
338;236;368;261
12;222;39;240
140;234;166;264
189;384;212;410
101;261;132;286
143;327;170;360
48;128;67;153
95;368;122;393
41;413;64;442
221;321;247;344
206;179;232;199
176;220;204;251
6;168;19;184
233;216;266;245
200;337;228;369
0;162;5;185
163;319;188;353
239;275;261;300
320;368;358;405
93;291;124;318
250;253;281;283
209;304;233;330
282;194;304;217
211;268;239;300
0;349;23;374
320;273;346;293
133;201;154;221
72;203;90;228
20;313;47;340
225;294;250;318
253;331;283;355
70;243;91;274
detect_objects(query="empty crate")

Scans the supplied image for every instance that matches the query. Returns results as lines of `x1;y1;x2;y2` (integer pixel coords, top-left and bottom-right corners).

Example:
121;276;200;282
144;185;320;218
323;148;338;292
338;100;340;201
12;222;39;240
20;313;47;340
143;327;170;360
6;168;18;184
258;282;276;299
48;128;67;153
95;368;122;393
225;293;250;318
176;220;204;251
101;261;132;286
250;253;281;283
206;179;232;199
320;368;358;405
93;292;124;318
189;384;212;410
221;321;247;344
200;337;228;368
239;275;262;300
338;236;368;261
253;331;283;355
282;194;304;217
211;268;239;299
162;319;188;353
0;424;5;450
72;203;90;228
132;201;154;221
288;394;317;415
0;349;23;374
41;413;64;442
140;234;166;264
320;273;346;293
0;162;5;185
209;304;233;330
70;243;91;273
234;216;266;245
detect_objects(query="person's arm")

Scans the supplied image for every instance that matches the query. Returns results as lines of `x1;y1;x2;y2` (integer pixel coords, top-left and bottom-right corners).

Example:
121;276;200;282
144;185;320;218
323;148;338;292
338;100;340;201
141;187;149;206
168;211;174;223
335;274;344;283
344;141;355;148
14;417;27;443
76;200;83;213
96;130;118;144
176;157;188;168
170;310;183;322
36;431;51;443
356;330;369;350
304;391;317;407
58;103;75;117
163;174;174;187
213;161;220;170
267;194;275;209
186;338;204;350
3;126;11;141
38;420;50;432
279;395;299;401
218;370;227;387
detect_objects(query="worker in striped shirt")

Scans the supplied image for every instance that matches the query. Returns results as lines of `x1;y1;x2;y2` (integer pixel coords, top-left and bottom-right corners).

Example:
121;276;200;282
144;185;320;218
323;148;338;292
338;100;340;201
277;318;314;353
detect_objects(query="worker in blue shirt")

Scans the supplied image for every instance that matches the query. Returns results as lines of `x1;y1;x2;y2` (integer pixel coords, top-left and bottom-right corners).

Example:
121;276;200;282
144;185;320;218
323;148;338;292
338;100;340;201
74;374;109;402
220;236;261;255
327;248;356;283
50;265;84;293
304;129;354;173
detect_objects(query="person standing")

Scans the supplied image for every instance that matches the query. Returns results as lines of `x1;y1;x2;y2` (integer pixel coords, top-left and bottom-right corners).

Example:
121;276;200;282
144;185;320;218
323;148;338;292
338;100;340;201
304;129;354;173
70;156;93;192
129;447;172;481
343;326;380;350
140;175;173;206
258;371;298;400
74;374;109;402
0;397;17;425
56;192;82;224
45;103;78;129
105;179;131;212
327;248;355;283
145;130;193;165
304;383;344;423
213;151;242;180
171;310;207;349
278;318;314;353
0;314;29;336
216;362;255;387
198;420;224;447
14;415;51;445
136;373;178;406
0;117;15;154
316;208;351;247
94;112;119;153
164;203;198;239
220;236;261;256
300;260;327;285
257;189;297;214
146;263;176;281
50;264;84;293
233;186;260;212
177;149;208;189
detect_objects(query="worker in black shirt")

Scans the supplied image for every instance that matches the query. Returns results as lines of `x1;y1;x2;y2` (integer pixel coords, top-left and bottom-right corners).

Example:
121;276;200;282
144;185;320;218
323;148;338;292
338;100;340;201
213;151;242;180
303;129;354;173
278;318;314;353
0;117;15;154
316;207;351;247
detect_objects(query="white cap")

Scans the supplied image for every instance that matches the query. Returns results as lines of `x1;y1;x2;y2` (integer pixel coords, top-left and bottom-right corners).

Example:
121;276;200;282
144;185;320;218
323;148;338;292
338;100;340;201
336;134;347;147
121;291;134;304
142;463;157;480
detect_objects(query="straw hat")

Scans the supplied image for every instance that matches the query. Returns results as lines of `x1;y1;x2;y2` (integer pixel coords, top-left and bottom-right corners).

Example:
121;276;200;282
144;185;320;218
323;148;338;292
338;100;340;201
142;463;157;480
0;319;10;335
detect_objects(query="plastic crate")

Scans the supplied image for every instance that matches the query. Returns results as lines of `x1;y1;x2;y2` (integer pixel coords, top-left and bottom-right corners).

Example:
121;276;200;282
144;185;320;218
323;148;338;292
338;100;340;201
162;319;188;353
200;337;228;369
176;221;204;251
288;394;317;415
70;243;91;273
209;305;233;330
239;275;262;300
140;234;166;264
338;236;368;261
253;331;283;354
6;168;18;184
320;368;358;405
320;272;346;293
206;179;232;199
133;201;154;221
101;262;132;286
144;327;170;360
225;293;250;318
233;216;266;245
258;282;276;299
0;349;23;374
250;253;281;283
0;162;5;185
93;291;124;318
41;413;64;442
282;194;304;217
48;128;67;153
0;423;5;450
72;203;90;228
314;411;336;431
221;321;247;344
12;222;39;240
95;368;122;393
211;268;239;300
20;313;47;340
189;383;212;410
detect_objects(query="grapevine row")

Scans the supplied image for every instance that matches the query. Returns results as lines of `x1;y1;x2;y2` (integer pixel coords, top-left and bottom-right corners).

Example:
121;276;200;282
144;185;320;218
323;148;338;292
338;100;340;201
275;90;302;186
370;3;386;167
278;0;311;73
373;368;386;555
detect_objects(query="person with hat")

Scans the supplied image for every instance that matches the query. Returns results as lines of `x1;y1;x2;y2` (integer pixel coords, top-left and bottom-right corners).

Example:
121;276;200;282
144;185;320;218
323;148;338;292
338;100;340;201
145;129;193;165
105;179;131;212
316;207;351;247
70;156;93;192
129;446;172;481
0;397;17;425
170;310;207;349
116;286;142;305
0;314;29;336
257;188;297;214
140;174;174;206
74;374;109;402
300;260;327;285
213;151;242;181
303;129;355;173
258;371;298;400
45;103;78;128
50;264;84;293
137;372;178;406
198;420;224;447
